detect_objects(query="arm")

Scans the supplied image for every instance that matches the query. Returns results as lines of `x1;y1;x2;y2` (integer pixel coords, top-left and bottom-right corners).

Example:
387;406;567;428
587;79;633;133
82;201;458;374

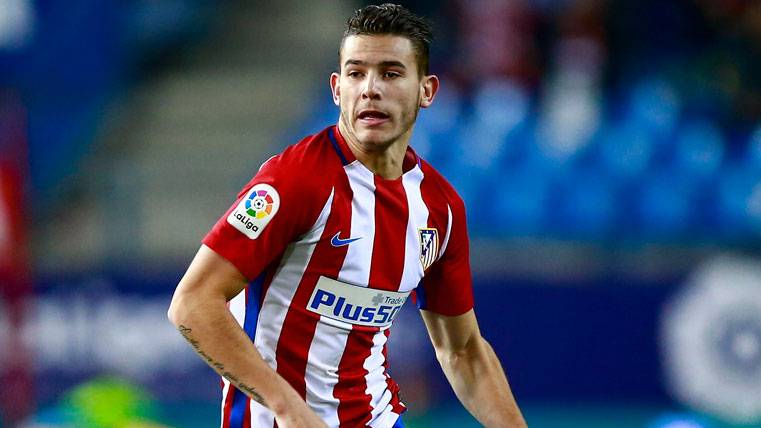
168;245;327;428
420;308;526;428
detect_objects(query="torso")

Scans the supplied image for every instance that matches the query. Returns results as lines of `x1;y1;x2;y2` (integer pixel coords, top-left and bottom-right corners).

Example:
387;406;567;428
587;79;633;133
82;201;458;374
204;126;472;428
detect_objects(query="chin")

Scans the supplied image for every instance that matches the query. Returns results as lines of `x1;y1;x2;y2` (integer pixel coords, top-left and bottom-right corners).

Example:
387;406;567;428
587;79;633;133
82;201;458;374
356;130;396;148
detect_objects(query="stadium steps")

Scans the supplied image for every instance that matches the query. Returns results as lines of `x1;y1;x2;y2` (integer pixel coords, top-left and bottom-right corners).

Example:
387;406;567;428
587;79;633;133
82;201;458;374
33;1;354;272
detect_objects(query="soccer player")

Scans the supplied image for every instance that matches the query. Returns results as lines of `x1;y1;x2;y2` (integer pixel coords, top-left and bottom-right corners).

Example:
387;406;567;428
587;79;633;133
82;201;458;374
168;4;526;428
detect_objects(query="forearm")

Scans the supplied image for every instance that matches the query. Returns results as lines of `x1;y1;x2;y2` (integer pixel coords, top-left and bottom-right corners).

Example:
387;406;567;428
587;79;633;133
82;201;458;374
168;292;301;417
438;336;526;427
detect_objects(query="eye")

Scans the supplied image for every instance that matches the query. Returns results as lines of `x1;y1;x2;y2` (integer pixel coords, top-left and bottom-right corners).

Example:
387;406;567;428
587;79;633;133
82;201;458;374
384;71;401;79
347;70;363;78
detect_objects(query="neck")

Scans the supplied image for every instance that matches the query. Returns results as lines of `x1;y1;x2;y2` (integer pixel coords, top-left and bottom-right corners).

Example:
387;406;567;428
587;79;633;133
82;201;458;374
337;118;410;180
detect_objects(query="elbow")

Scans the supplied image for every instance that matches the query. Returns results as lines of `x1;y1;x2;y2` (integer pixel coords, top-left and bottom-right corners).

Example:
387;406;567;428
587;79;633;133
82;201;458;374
167;292;189;328
435;335;484;368
435;347;466;370
168;281;228;328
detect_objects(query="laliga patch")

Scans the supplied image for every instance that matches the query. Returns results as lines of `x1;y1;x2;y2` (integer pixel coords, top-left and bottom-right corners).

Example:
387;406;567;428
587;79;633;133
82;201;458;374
227;183;280;239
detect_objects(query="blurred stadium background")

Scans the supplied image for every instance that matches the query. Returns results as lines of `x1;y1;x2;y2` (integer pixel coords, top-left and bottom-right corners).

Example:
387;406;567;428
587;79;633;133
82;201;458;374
1;0;761;426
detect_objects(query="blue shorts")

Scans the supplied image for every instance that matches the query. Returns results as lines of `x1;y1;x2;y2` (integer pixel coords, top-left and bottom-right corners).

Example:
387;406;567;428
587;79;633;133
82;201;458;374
392;416;405;428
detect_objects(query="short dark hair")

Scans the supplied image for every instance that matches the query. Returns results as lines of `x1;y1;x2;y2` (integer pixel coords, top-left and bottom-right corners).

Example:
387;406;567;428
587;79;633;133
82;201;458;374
341;3;433;76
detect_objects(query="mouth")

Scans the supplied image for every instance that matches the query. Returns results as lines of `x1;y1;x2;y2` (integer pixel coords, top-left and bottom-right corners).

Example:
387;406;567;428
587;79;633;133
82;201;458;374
357;109;390;127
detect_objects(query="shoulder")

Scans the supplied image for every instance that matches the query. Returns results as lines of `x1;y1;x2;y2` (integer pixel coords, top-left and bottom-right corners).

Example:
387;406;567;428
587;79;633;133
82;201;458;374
241;127;343;197
261;128;339;178
419;159;466;214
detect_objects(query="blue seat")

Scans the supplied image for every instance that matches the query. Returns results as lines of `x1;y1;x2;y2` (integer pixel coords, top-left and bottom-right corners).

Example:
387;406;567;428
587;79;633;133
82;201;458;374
490;166;551;237
625;78;681;138
716;163;761;239
635;172;697;239
549;170;617;240
595;121;655;183
672;119;725;179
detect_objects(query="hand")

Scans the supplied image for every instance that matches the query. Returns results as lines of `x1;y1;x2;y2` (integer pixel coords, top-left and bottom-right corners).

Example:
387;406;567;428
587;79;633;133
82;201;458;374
274;400;329;428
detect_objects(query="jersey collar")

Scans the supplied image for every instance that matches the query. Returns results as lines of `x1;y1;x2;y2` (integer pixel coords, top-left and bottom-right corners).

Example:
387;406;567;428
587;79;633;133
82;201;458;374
329;125;421;173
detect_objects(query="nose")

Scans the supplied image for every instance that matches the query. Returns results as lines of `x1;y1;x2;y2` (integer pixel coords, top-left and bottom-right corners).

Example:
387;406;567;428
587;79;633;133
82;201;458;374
361;73;381;100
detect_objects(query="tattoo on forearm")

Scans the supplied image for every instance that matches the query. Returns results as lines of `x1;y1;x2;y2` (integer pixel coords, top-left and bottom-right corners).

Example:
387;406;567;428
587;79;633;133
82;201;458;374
178;325;268;406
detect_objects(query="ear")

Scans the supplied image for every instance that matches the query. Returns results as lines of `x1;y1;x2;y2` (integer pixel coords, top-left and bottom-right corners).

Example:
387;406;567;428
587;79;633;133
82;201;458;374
420;74;440;109
330;72;341;106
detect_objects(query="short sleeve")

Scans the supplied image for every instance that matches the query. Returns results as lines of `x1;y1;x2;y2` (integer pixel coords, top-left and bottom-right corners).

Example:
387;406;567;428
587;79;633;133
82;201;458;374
202;155;328;280
415;196;474;316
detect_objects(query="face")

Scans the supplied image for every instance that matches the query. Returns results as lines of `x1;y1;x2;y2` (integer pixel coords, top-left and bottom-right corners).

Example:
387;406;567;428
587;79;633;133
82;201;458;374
331;35;439;152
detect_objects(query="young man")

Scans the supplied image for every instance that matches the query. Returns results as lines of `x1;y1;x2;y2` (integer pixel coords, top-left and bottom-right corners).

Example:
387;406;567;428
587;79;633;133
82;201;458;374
168;4;526;428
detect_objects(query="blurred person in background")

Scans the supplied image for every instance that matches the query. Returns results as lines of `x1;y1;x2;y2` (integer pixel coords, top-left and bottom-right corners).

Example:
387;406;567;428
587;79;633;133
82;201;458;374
0;91;34;426
168;3;525;428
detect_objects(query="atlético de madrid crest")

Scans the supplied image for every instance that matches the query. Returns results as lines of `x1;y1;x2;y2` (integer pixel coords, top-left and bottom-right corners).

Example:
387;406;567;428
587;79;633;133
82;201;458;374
418;228;439;271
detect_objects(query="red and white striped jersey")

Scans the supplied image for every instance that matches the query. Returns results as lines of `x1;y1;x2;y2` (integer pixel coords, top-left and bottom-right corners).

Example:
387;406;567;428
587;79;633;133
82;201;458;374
203;125;474;428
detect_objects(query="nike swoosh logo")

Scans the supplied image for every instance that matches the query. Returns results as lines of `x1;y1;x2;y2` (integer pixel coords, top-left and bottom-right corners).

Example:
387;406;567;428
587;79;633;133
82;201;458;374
331;232;362;247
